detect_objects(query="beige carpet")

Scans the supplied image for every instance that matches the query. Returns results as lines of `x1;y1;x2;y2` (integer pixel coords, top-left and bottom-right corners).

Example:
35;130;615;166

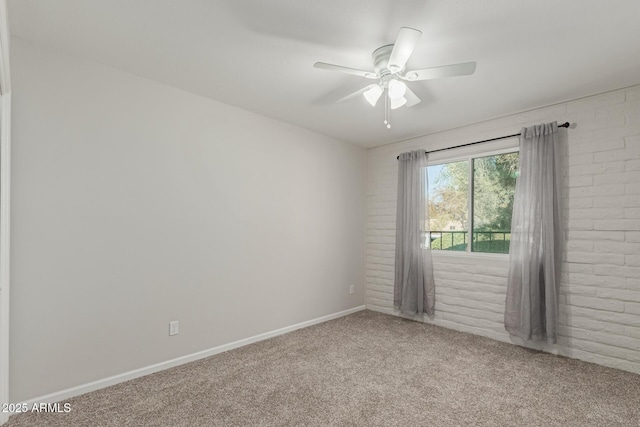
6;310;640;426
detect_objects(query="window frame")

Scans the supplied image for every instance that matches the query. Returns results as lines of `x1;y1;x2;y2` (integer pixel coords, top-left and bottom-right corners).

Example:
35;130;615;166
425;137;519;259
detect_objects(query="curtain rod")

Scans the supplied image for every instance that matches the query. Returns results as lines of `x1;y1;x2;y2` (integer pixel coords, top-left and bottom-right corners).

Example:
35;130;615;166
396;122;571;159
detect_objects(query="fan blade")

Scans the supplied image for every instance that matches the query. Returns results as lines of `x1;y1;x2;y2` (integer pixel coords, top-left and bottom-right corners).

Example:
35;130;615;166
314;62;378;79
404;87;421;107
388;27;422;73
403;62;476;81
337;84;378;103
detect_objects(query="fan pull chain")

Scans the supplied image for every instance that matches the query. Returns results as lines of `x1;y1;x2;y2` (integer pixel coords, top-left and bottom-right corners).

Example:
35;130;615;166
384;89;391;129
383;91;387;126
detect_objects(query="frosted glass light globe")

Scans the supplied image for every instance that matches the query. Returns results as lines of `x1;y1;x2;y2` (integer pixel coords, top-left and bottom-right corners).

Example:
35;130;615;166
388;79;407;100
363;85;383;106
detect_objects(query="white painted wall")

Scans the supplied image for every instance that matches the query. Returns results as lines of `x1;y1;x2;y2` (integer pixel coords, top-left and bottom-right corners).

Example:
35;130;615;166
366;85;640;374
0;1;12;422
0;93;10;426
9;39;366;402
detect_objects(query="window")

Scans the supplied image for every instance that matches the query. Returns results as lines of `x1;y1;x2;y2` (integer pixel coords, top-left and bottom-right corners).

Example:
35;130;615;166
426;150;518;254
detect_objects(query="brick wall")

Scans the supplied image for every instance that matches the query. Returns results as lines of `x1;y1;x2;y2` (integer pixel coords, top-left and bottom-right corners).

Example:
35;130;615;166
366;85;640;374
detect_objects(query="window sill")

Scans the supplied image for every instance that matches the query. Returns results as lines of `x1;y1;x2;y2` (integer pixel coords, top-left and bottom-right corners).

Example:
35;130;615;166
430;250;510;266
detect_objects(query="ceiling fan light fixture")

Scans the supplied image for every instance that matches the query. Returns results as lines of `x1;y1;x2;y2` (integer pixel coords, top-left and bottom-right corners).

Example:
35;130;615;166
388;79;407;100
313;27;476;130
363;85;383;106
390;96;407;110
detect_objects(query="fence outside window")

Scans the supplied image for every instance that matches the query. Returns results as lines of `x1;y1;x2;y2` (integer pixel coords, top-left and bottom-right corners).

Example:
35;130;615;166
424;230;511;254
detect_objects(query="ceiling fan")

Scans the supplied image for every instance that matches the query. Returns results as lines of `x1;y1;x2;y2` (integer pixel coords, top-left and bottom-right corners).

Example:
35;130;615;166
314;27;476;128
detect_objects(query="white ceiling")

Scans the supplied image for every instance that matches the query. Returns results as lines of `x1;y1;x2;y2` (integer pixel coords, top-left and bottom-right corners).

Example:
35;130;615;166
8;0;640;148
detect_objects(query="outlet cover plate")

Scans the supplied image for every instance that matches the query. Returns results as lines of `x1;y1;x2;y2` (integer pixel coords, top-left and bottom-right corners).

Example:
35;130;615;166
169;321;179;336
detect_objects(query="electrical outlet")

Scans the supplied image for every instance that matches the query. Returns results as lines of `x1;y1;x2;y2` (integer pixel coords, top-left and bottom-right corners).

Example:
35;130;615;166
349;285;355;295
169;321;179;336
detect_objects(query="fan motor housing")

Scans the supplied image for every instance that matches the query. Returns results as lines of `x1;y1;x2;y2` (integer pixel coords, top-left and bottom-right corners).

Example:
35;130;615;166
372;44;403;76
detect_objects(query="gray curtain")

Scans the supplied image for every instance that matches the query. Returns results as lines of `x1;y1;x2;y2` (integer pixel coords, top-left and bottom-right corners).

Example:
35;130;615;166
394;150;435;316
505;121;563;343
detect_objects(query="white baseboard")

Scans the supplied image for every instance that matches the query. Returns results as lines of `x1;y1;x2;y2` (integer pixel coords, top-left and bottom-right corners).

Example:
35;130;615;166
19;305;366;408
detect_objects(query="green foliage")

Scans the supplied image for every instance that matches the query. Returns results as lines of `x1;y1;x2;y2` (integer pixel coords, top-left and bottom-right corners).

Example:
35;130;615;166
473;153;518;232
472;231;511;254
428;161;468;231
429;231;467;251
